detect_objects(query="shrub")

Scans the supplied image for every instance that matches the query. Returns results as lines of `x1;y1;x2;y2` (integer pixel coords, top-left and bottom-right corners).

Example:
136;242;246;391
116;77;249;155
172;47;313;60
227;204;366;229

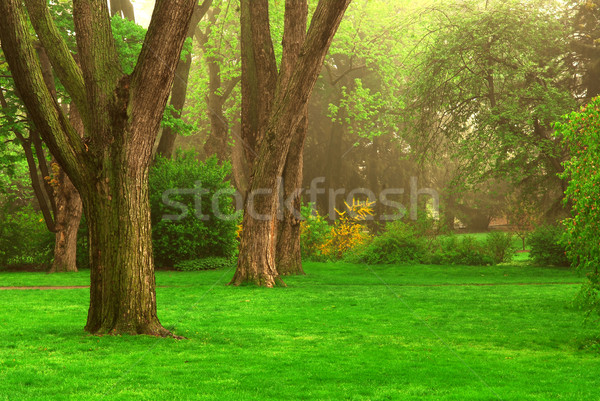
555;96;600;320
320;199;373;259
174;257;234;271
346;220;426;264
149;151;239;267
485;231;515;264
299;203;331;261
528;225;569;267
0;204;53;268
430;234;494;266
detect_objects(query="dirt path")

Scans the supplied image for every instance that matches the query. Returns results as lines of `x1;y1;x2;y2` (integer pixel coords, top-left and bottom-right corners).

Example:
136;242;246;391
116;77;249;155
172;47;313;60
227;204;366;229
0;282;582;290
0;286;89;290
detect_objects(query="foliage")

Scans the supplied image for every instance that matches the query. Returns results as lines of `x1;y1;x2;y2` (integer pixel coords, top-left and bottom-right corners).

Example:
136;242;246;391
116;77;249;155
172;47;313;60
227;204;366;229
149;150;239;267
573;271;600;325
299;203;331;261
556;96;600;319
528;225;570;267
0;204;53;268
558;97;600;271
429;234;495;266
484;231;516;264
404;0;575;201
346;219;427;264
320;199;373;259
110;15;147;74
174;256;234;271
506;193;542;250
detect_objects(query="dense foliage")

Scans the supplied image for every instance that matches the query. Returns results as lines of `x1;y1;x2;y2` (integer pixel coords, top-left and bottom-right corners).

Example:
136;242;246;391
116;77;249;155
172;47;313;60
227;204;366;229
557;96;600;318
528;225;570;267
149;151;238;267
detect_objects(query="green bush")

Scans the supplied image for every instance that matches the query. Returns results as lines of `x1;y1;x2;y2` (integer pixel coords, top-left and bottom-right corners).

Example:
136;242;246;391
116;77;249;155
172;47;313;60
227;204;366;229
347;220;426;264
528;225;569;267
149;151;239;267
299;203;331;261
0;204;53;268
174;257;234;271
429;235;494;266
485;231;515;264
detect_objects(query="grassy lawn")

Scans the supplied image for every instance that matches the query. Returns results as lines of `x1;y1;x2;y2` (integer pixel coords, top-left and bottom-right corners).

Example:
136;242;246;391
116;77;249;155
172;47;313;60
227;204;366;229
0;262;598;400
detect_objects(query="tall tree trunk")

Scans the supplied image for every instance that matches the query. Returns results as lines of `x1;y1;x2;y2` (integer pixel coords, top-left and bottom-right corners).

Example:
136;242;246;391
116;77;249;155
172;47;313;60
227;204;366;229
49;104;84;273
239;0;278;167
231;0;351;286
83;162;166;335
155;52;193;159
276;112;307;275
274;0;308;276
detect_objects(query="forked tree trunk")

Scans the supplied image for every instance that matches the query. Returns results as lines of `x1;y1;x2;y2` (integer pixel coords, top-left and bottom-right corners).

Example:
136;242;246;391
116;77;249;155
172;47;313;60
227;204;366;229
0;0;197;335
231;0;351;286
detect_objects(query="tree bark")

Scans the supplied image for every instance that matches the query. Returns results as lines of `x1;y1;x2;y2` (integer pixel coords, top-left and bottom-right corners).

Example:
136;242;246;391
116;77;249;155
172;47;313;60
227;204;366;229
274;0;309;276
49;104;84;273
49;166;82;273
239;0;278;167
276;112;307;275
0;0;197;335
231;0;351;286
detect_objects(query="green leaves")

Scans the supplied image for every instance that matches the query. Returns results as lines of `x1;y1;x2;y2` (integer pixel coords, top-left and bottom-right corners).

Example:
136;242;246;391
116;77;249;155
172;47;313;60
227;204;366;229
110;14;147;75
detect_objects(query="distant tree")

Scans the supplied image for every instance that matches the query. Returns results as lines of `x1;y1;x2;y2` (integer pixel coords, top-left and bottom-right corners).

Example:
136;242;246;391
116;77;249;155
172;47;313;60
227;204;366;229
155;0;212;159
1;43;82;273
506;193;542;250
0;0;197;335
404;0;577;217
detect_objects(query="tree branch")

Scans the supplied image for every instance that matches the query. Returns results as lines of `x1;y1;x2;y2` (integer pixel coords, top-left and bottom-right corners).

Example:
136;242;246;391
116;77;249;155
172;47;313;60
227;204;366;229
24;0;90;126
0;0;87;186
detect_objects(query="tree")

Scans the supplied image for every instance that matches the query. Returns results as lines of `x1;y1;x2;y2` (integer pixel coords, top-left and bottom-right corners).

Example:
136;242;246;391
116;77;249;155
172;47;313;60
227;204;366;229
230;0;351;286
155;0;212;159
0;0;197;336
558;96;600;321
1;44;82;273
404;0;576;217
506;193;542;250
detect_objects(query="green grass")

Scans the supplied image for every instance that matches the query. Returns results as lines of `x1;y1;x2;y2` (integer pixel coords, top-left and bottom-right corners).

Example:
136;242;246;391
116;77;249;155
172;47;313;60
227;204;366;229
0;263;598;400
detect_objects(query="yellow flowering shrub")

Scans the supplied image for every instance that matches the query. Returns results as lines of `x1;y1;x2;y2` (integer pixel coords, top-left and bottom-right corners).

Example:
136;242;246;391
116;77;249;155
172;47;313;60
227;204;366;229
320;199;374;259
